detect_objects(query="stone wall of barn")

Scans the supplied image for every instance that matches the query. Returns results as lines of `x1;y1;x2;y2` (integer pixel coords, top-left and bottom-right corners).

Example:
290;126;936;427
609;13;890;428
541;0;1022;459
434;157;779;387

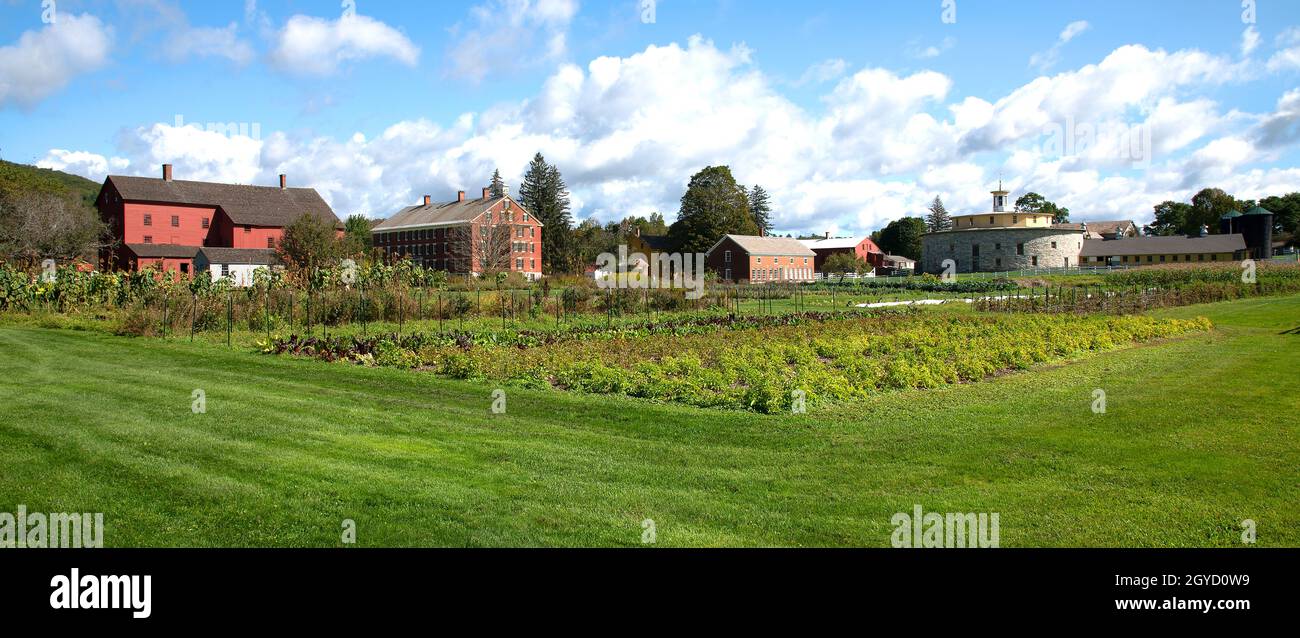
922;228;1086;274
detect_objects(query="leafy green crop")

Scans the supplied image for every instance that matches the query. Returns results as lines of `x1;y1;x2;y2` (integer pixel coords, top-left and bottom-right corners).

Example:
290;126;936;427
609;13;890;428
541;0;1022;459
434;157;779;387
270;311;1212;413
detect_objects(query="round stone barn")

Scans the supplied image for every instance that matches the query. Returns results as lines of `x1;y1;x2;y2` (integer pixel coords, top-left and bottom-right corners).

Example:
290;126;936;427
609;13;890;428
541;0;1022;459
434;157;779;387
922;186;1085;274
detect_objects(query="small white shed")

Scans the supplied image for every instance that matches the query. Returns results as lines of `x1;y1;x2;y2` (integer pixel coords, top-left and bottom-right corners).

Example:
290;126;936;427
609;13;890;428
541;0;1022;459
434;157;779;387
194;248;278;287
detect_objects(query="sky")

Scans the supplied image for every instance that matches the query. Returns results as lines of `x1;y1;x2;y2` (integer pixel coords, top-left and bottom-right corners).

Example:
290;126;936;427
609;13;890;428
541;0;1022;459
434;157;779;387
2;0;1299;236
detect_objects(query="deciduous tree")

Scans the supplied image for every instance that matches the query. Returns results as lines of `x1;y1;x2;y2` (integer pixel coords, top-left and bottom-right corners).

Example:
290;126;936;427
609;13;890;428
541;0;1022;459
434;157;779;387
276;213;339;272
0;192;110;266
876;217;927;261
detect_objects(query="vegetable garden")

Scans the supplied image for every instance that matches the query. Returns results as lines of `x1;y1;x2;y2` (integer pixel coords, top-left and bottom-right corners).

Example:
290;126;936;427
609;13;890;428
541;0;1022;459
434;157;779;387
3;260;1297;413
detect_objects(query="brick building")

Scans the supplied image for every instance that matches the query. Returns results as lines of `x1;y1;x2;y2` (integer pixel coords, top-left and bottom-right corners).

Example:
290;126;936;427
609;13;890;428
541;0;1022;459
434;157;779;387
705;234;816;283
95;164;341;274
372;188;544;280
798;235;885;271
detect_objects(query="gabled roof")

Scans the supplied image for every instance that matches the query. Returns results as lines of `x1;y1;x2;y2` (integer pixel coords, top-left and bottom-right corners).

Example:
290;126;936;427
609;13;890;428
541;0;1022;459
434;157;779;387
708;234;816;257
196;247;278;266
799;236;873;250
105;175;340;228
637;234;674;251
1082;220;1136;235
1080;234;1246;257
372;194;539;231
125;243;200;259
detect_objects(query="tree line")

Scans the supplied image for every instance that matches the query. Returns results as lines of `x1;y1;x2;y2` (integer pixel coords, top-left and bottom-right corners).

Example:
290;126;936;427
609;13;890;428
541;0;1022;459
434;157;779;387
1147;188;1299;237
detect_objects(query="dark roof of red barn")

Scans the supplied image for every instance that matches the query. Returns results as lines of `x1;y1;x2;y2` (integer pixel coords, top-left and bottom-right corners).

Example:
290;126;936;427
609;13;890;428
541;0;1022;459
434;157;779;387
126;243;200;259
105;175;341;228
638;234;674;251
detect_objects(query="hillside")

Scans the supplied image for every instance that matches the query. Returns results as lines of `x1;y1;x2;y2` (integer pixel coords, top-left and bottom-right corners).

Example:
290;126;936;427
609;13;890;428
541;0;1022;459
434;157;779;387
0;160;101;208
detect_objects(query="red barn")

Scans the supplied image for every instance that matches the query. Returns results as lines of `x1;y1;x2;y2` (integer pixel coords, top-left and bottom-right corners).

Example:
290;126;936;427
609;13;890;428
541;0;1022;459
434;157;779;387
798;235;884;271
95;164;342;274
704;234;817;283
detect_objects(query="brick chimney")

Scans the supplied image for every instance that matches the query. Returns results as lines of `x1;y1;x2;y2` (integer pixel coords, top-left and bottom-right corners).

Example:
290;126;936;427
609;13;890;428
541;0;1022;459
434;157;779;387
423;195;431;206
759;227;765;237
482;187;490;199
457;190;465;202
162;164;173;182
279;174;287;190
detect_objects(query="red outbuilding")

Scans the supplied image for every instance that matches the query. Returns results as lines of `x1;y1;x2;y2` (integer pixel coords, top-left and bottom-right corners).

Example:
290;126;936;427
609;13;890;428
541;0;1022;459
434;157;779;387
95;164;342;274
798;235;885;271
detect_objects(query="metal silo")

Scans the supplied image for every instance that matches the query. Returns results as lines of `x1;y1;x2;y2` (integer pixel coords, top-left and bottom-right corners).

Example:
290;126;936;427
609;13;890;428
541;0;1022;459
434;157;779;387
1219;209;1242;236
1238;207;1274;259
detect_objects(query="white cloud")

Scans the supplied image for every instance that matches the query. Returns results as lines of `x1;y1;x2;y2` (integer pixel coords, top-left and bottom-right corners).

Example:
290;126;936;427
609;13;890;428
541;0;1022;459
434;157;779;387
0;14;112;109
39;37;1300;233
445;0;580;82
1029;20;1090;71
1241;26;1260;57
38;150;129;177
907;37;956;60
164;23;255;66
963;45;1238;156
269;14;420;76
1267;26;1300;72
1059;21;1090;44
794;59;847;87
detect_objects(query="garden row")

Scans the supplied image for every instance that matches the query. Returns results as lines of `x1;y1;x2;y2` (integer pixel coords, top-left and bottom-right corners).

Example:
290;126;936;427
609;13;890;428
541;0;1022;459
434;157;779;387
269;310;1213;413
1102;261;1300;287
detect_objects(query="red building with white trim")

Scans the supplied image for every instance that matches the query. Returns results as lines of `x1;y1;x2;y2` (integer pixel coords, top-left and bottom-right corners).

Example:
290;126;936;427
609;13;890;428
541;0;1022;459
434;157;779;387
95;164;342;274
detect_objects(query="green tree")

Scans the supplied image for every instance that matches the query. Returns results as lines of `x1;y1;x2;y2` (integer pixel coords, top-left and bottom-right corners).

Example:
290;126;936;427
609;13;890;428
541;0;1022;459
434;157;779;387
822;251;863;283
1016;192;1070;223
645;212;668;235
667;166;756;255
571;217;616;268
276;213;339;272
1190;188;1239;235
747;185;773;235
1260;193;1300;235
342;214;372;256
876;217;926;261
1150;201;1193;236
613;215;670;241
925;196;952;232
519;153;575;274
489;169;506;198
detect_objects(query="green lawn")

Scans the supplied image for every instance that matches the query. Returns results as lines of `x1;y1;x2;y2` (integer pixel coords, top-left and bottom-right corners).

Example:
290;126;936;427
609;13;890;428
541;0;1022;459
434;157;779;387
1;295;1297;547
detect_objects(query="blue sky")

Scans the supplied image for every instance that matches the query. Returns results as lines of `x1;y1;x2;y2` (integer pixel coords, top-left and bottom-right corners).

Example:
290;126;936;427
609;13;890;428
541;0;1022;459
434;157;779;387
3;0;1299;234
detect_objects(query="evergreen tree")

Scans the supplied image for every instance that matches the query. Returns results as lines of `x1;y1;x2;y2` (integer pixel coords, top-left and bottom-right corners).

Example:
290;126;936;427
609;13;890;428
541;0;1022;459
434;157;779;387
667;166;756;255
748;185;773;235
489;169;506;198
519;153;574;273
925;196;952;232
